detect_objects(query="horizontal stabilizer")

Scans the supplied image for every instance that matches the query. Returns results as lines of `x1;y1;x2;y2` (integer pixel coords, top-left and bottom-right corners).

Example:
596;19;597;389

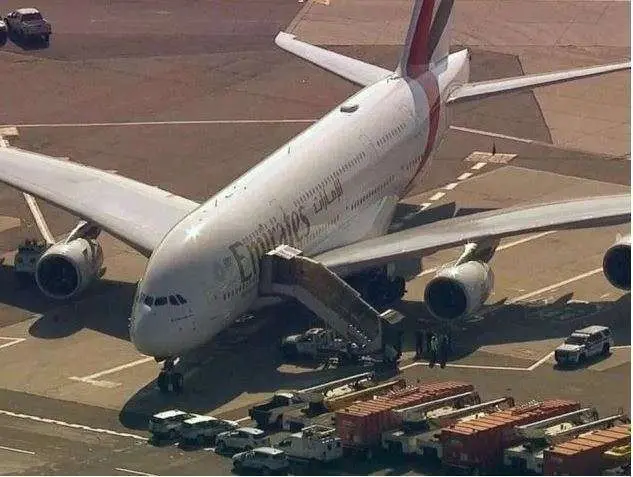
275;32;392;87
448;61;630;104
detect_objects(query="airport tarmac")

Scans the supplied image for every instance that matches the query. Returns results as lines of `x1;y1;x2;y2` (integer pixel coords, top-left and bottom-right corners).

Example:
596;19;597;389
0;0;629;474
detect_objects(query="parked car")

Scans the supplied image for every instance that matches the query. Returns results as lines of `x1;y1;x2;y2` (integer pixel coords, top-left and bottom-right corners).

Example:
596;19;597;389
179;415;239;447
554;325;613;366
215;427;270;453
148;409;197;442
5;8;51;44
232;447;290;474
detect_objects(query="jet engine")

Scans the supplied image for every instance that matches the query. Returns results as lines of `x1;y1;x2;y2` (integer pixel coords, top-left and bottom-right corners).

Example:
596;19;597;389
603;234;630;291
424;260;494;320
35;238;103;299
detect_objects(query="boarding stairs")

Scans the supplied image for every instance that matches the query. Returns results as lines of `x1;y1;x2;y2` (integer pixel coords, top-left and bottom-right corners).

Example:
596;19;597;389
259;244;403;357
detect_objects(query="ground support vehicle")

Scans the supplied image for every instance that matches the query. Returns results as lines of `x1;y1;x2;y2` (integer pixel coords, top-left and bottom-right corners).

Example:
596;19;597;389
232;447;290;474
278;425;343;469
382;396;514;459
280;377;406;432
179;415;239;447
440;399;580;473
249;392;307;429
554;325;613;366
148;410;197;442
336;381;474;459
4;8;51;44
216;427;271;453
281;328;350;360
543;424;630;475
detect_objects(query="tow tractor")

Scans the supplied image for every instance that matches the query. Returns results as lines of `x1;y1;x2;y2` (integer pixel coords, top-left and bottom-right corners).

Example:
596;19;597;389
281;328;354;362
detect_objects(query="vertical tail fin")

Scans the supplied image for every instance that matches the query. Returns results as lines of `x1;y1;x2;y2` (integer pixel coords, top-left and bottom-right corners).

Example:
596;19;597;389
397;0;455;77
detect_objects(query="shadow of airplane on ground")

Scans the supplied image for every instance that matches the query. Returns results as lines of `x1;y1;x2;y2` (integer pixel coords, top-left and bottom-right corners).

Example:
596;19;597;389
119;291;630;431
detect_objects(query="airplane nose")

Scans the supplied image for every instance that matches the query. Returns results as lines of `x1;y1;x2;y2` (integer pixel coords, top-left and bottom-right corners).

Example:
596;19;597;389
130;306;170;358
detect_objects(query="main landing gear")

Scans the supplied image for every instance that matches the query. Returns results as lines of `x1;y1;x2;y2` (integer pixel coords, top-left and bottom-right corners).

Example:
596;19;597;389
156;358;184;394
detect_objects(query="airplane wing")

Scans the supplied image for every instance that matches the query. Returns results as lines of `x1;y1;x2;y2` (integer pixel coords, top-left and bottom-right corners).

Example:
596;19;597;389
313;194;631;276
275;32;392;87
447;61;630;104
0;147;199;256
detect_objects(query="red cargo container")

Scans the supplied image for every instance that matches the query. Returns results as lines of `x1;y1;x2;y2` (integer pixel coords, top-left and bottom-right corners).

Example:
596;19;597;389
543;424;630;475
336;381;473;450
441;399;580;472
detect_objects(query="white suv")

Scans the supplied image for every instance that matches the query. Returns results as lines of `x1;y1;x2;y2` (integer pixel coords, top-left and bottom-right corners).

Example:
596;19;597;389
179;415;239;447
232;447;289;474
555;325;613;366
215;427;270;454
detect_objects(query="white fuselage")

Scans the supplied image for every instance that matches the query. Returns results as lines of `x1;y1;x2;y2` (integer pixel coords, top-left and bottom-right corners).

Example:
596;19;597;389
129;50;470;358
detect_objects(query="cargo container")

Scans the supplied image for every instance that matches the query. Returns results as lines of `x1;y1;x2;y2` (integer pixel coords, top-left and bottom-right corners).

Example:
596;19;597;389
543;424;630;475
336;381;473;454
441;399;580;472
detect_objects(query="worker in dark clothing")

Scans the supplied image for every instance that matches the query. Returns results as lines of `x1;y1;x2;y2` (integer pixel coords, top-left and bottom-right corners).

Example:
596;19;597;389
439;333;450;369
429;334;438;368
414;329;425;359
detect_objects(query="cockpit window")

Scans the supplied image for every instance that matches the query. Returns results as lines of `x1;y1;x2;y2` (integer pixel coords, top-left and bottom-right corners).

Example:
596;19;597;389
155;296;168;306
176;294;187;304
143;296;154;306
169;295;179;306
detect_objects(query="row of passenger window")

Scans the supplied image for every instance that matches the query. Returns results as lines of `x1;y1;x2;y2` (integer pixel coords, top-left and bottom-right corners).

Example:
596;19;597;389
142;293;188;307
376;122;407;148
350;174;396;211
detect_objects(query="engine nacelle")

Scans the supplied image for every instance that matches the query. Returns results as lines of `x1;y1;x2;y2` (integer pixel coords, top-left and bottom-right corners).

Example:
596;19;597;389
35;238;103;299
603;234;630;291
424;260;494;320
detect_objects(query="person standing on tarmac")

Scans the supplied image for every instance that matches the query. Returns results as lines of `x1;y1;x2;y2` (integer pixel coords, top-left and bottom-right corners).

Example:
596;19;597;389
439;333;450;369
429;333;439;368
414;329;425;359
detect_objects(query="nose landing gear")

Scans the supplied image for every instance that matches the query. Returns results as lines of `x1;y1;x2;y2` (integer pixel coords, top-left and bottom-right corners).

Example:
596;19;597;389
157;358;184;394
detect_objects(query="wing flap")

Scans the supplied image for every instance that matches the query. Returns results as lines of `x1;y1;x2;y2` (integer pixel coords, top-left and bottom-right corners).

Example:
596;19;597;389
0;147;199;255
447;61;630;104
275;32;392;87
314;194;631;276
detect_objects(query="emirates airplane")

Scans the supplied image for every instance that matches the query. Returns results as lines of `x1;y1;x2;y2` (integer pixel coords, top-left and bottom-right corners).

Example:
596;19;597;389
0;0;629;391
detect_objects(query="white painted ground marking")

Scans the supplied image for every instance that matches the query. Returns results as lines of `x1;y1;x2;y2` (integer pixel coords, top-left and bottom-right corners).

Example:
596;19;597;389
0;445;35;455
612;346;631;350
115;468;156;476
457;172;473;180
0;337;26;350
507;268;603;304
428;191;445;201
401;361;527;372
235;416;251;423
452;125;534;144
0;410;148;441
444;182;458;191
471;162;487;170
1;119;317;128
416;232;555;277
69;356;155;388
527;351;555;371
